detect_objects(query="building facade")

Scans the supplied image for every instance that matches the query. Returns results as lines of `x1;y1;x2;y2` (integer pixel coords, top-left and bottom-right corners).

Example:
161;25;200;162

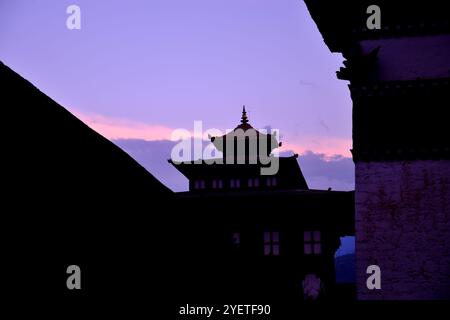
304;0;450;299
170;109;355;301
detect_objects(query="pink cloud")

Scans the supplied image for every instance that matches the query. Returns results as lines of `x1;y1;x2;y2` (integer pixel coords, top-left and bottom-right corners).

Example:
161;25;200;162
71;109;351;158
73;110;174;141
280;138;352;159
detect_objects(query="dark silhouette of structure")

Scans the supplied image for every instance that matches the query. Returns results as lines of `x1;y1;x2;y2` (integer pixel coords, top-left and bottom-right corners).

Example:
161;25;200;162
1;60;173;304
304;0;450;299
1;61;354;312
170;109;355;301
169;106;308;192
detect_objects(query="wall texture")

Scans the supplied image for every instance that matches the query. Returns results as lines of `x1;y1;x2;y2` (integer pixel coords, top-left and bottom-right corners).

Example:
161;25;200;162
356;160;450;299
360;34;450;82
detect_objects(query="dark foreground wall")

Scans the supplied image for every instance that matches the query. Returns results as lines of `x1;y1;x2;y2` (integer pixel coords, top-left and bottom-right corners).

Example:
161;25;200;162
356;161;450;299
303;0;450;300
1;60;175;307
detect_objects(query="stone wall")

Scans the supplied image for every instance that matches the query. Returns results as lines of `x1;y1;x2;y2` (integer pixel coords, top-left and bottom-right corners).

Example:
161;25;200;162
356;160;450;299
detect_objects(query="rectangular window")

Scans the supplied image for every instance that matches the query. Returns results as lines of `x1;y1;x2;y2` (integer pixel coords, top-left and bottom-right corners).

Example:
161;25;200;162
304;231;321;255
230;179;240;188
212;179;223;189
264;231;280;256
232;232;240;245
194;180;205;189
266;177;277;187
271;177;277;186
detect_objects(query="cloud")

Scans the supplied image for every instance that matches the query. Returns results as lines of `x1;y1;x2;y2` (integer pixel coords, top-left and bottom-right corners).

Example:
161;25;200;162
280;137;352;159
297;151;354;190
113;139;354;192
72;110;175;141
71;110;352;158
69;111;354;191
113;139;189;192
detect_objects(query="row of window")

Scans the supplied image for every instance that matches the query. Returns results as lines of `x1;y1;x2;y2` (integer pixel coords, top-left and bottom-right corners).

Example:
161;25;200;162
193;177;278;190
232;231;322;256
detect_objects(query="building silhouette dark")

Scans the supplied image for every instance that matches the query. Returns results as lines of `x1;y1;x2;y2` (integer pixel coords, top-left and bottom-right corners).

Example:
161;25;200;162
2;59;354;312
1;60;173;305
303;0;450;299
170;107;308;192
170;108;355;301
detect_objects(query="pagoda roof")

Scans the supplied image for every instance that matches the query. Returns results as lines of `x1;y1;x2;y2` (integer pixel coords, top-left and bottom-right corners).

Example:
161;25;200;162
169;154;309;190
210;106;280;155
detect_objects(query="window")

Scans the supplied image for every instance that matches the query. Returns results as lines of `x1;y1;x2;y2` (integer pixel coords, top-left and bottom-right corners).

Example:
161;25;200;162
212;179;223;189
194;179;205;190
230;179;241;188
248;178;259;188
232;232;240;245
271;177;277;186
304;231;321;255
266;177;277;187
264;231;280;256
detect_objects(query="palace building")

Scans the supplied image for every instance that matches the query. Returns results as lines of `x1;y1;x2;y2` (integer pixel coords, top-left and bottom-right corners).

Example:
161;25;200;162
169;107;307;193
170;108;355;301
303;0;450;299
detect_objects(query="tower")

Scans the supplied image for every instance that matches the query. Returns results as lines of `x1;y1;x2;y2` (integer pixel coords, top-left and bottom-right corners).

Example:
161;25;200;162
169;107;355;301
169;107;308;192
304;0;450;299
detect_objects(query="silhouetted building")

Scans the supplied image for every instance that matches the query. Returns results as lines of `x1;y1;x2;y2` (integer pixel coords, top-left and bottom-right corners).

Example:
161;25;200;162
170;107;307;192
170;109;355;301
1;57;354;309
1;60;172;303
304;0;450;299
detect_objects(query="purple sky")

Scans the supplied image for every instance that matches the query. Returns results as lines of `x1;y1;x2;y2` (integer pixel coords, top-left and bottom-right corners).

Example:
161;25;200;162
1;0;355;255
0;0;354;191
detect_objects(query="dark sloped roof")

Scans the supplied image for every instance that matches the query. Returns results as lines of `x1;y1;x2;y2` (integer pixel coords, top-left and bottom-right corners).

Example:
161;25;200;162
1;61;171;196
210;106;280;155
1;60;175;297
169;155;309;190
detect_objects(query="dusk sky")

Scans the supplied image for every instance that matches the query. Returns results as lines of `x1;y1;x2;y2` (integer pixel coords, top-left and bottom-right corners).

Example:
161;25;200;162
0;0;354;192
